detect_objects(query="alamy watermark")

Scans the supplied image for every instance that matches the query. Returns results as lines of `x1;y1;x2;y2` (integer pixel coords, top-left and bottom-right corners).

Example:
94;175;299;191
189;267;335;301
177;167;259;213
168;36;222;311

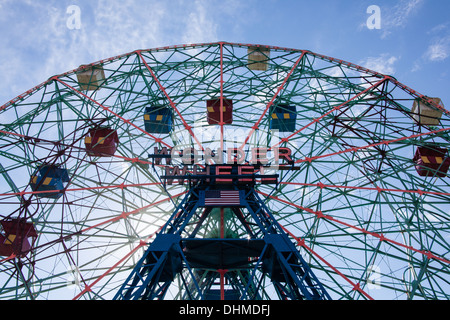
66;5;82;30
66;265;81;289
366;5;381;30
366;264;381;289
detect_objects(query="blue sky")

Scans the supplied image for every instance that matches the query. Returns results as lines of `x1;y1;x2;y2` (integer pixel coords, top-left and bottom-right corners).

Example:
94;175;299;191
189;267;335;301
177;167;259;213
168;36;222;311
0;0;449;111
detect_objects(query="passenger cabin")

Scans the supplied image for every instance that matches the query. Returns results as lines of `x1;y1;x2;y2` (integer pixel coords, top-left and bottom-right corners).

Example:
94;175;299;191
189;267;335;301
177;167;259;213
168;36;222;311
29;165;70;199
144;105;173;134
411;97;443;126
76;64;106;91
85;127;119;157
270;103;297;132
413;145;450;177
247;47;270;71
206;98;233;125
0;218;38;258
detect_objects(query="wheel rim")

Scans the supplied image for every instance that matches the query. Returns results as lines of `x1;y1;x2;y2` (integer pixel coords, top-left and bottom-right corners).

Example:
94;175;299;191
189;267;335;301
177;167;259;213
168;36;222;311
0;42;448;300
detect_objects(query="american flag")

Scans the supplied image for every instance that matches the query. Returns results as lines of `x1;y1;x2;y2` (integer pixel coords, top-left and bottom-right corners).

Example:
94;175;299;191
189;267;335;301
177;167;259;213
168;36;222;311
204;190;241;206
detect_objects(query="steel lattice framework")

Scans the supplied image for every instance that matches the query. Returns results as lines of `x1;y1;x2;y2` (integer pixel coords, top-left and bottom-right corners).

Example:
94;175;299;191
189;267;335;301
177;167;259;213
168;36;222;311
0;42;449;300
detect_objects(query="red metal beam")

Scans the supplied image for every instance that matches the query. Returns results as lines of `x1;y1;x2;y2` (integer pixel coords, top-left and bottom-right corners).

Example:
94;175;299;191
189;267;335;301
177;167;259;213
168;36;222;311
279;181;450;198
219;42;225;152
292;126;450;165
278;224;374;300
217;268;228;300
257;190;450;265
80;190;188;234
0;182;162;198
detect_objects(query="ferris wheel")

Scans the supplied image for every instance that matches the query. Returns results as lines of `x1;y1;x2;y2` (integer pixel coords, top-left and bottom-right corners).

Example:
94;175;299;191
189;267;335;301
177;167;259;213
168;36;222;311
0;42;449;300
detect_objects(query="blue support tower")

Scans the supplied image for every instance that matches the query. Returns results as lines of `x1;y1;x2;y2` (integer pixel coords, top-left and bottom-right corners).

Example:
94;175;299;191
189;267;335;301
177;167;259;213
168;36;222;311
114;168;331;300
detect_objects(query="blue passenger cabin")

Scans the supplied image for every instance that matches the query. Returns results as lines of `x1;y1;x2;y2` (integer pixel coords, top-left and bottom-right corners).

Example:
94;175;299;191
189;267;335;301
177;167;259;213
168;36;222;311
29;165;70;199
144;105;173;134
269;103;297;132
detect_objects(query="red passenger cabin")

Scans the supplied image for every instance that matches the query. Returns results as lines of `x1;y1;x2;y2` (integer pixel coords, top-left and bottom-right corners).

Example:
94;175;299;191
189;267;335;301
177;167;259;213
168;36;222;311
206;98;233;125
413;145;450;177
0;218;38;258
84;127;119;157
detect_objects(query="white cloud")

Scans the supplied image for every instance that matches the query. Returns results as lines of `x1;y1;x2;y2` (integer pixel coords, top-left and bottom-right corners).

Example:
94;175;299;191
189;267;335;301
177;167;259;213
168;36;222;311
423;24;450;62
389;0;423;27
425;39;450;62
360;54;399;75
412;24;450;71
380;0;424;39
0;0;226;105
89;0;168;58
0;2;71;102
181;0;218;44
